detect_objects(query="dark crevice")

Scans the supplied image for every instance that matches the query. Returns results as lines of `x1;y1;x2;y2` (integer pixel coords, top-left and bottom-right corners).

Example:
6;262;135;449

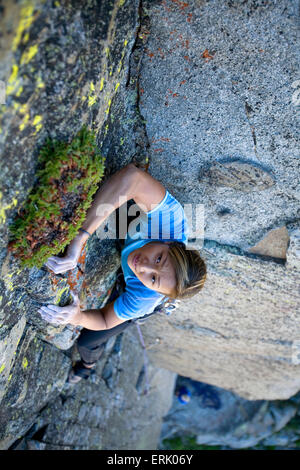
125;0;144;89
30;424;49;441
135;365;146;394
126;0;151;166
201;217;300;265
244;101;259;160
202;239;286;265
112;332;124;354
8;421;49;450
8;437;25;450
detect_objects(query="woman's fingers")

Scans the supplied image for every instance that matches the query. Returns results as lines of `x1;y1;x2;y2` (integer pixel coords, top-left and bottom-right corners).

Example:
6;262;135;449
38;305;68;324
39;305;68;316
45;256;67;267
39;311;63;324
38;306;59;317
45;258;73;269
46;256;61;262
40;313;62;324
45;258;75;274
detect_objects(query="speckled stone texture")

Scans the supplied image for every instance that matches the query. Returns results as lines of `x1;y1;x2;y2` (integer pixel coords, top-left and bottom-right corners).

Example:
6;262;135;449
142;227;300;400
8;327;176;450
139;0;299;250
0;0;300;450
137;0;300;400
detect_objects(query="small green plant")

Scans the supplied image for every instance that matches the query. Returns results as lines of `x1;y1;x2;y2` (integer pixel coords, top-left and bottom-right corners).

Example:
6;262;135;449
161;436;222;450
8;125;105;268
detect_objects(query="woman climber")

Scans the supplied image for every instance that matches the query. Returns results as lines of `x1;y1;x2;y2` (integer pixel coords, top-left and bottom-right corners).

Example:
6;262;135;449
38;163;207;383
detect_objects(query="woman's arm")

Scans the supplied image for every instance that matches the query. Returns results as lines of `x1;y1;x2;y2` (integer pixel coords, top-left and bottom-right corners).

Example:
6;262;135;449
40;164;167;328
38;294;126;331
75;301;126;330
80;163;166;236
45;163;166;274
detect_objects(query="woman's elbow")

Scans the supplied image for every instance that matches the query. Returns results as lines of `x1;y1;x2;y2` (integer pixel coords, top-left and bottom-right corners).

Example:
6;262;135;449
125;162;139;175
123;162;141;187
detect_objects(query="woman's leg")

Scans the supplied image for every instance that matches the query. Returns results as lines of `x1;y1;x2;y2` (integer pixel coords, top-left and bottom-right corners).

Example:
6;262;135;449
76;320;132;365
68;321;132;383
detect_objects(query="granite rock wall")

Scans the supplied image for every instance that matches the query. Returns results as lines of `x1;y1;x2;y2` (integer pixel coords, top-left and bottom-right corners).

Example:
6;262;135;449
0;0;299;449
138;0;300;400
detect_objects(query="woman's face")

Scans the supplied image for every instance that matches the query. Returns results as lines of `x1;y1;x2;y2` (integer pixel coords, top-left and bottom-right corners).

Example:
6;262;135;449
128;241;176;296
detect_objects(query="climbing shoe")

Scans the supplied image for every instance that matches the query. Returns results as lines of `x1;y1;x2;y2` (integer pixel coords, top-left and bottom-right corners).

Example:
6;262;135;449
67;360;96;384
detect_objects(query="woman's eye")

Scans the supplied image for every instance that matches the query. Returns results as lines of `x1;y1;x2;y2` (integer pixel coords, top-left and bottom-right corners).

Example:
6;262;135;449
156;255;162;263
152;275;156;284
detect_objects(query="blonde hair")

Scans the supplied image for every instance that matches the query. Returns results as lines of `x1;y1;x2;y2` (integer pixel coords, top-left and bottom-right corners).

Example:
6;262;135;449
166;241;207;300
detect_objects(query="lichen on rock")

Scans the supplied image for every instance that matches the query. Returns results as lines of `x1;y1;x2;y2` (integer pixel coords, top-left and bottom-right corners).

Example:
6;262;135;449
7;125;105;269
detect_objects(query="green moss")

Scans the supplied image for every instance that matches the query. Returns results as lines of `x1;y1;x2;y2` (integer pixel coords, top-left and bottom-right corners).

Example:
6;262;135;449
56;286;69;303
294;439;300;448
161;436;222;450
284;414;300;431
8;125;105;268
22;357;28;369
